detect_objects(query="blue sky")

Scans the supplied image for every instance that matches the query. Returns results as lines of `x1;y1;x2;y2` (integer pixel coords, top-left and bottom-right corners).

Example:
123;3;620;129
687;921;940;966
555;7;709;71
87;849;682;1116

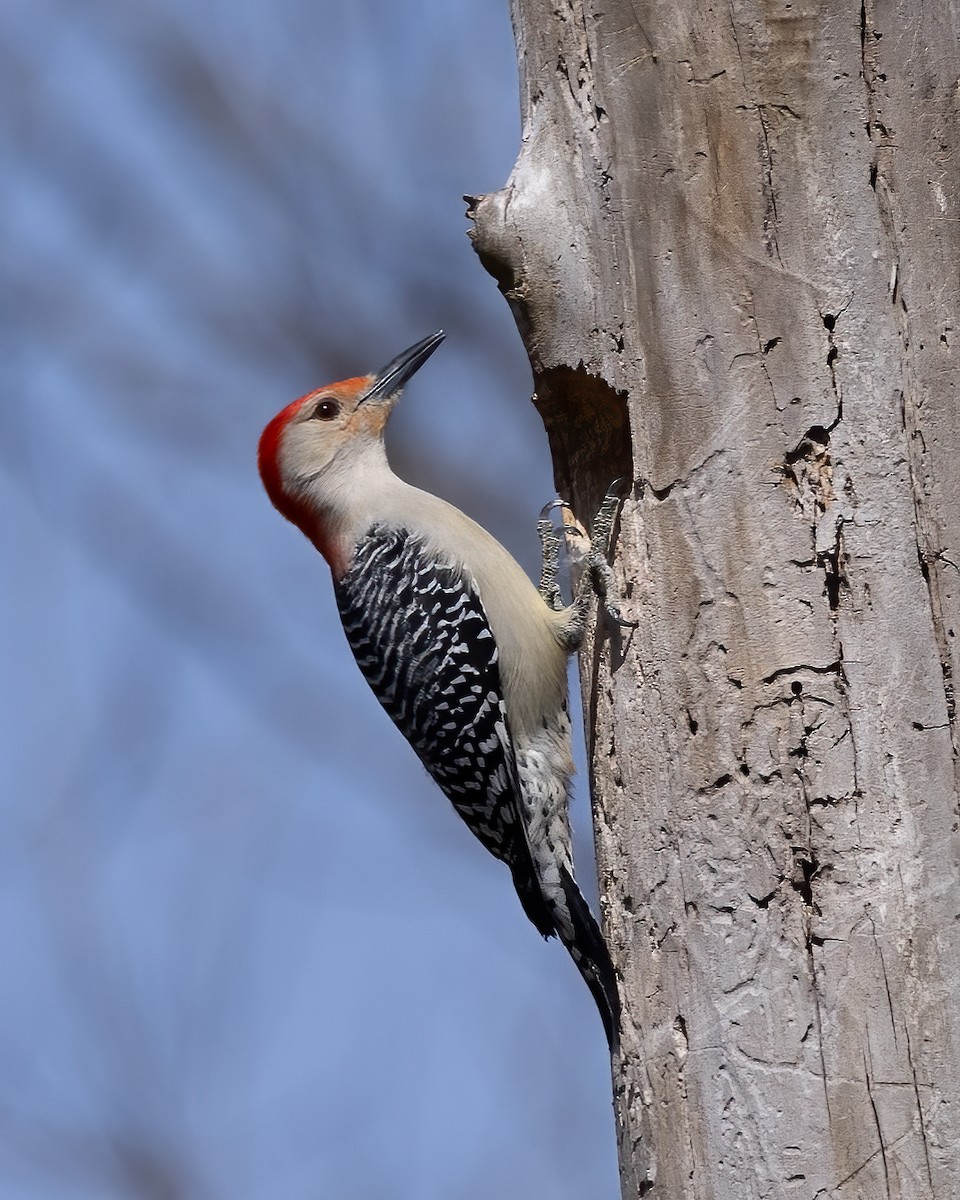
1;1;619;1194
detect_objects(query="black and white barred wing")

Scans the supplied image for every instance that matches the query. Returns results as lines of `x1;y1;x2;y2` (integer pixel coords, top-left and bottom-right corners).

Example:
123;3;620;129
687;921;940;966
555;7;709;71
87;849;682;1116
334;525;554;938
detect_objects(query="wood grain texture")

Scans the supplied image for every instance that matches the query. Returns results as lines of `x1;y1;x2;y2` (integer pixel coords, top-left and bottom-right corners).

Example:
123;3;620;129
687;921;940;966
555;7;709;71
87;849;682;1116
470;2;960;1196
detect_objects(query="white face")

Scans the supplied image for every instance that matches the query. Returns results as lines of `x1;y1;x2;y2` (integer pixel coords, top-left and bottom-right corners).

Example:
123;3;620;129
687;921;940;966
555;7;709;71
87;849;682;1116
259;374;397;525
282;380;388;483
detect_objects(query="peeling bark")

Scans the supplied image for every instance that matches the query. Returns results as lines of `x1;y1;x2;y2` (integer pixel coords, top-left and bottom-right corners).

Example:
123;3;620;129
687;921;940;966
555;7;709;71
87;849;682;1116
469;1;960;1197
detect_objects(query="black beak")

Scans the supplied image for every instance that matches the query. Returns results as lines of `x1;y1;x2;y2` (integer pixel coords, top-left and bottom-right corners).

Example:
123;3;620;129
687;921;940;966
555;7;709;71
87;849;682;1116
361;330;445;404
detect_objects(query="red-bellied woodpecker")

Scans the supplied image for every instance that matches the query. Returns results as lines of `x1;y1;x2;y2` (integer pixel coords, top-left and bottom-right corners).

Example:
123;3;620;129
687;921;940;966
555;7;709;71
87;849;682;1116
258;331;622;1048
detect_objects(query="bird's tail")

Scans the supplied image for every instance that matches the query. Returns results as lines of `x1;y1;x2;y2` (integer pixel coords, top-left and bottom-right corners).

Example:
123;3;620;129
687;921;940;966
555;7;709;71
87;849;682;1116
555;866;621;1051
508;849;620;1050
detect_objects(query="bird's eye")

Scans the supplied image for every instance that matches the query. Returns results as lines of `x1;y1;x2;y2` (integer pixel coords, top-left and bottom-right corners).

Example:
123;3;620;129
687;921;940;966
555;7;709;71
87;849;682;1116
313;399;341;421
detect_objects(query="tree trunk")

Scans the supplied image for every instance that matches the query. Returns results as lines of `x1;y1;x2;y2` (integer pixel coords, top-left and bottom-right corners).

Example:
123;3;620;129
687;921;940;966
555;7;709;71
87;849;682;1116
469;1;960;1196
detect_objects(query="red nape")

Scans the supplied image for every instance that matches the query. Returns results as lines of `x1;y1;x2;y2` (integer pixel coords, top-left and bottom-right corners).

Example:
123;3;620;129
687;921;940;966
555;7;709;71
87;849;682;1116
257;395;311;530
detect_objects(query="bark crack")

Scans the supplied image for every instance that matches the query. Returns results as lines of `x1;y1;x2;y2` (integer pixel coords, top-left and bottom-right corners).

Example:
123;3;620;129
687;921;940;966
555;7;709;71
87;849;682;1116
728;3;784;266
762;661;842;685
727;0;747;90
864;1048;893;1199
638;448;728;502
757;106;784;267
778;378;848;616
792;689;834;1123
869;915;899;1051
737;301;782;408
905;1025;936;1190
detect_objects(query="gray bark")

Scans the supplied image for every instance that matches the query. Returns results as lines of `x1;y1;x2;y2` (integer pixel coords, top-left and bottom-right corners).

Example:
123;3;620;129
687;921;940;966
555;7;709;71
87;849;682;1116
469;2;960;1197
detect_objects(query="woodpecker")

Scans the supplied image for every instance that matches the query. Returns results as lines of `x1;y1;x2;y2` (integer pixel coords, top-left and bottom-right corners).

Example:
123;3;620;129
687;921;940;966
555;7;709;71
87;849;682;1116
258;331;622;1048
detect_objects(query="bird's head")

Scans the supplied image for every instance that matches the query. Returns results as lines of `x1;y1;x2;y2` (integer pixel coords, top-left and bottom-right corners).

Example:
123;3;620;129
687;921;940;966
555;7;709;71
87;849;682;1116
258;330;444;535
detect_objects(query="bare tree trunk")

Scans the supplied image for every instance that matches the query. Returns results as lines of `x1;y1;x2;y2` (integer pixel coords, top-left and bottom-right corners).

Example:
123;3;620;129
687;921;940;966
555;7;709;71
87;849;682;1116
469;1;960;1196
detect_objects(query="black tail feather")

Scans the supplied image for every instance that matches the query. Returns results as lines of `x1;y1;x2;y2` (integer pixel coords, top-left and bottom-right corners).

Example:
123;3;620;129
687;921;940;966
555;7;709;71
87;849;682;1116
511;863;558;941
558;866;620;1050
